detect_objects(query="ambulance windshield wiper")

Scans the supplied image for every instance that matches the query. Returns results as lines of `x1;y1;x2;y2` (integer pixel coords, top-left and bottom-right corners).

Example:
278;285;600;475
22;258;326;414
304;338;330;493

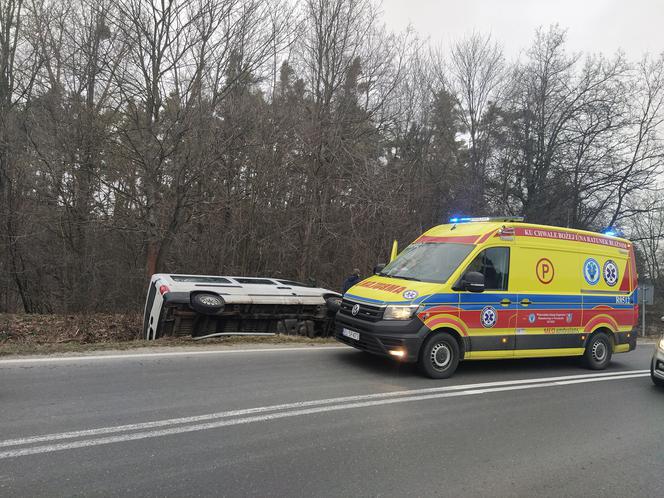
386;274;422;282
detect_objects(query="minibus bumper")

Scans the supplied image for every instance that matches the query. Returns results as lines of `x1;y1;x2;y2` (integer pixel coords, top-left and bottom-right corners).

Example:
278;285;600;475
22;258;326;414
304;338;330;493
334;313;428;362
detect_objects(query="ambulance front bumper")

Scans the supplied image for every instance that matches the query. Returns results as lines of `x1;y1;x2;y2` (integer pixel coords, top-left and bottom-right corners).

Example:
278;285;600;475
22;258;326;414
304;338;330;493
334;313;428;362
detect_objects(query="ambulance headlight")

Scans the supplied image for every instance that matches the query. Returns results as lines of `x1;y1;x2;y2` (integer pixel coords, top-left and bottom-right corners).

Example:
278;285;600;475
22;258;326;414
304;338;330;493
383;305;420;320
658;337;664;352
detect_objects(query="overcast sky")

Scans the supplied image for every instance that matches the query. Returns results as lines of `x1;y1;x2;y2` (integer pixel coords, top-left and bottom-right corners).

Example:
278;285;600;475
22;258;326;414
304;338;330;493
379;0;664;60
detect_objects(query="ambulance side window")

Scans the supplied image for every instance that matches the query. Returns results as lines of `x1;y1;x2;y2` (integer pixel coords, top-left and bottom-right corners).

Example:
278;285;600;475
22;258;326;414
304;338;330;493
465;247;510;291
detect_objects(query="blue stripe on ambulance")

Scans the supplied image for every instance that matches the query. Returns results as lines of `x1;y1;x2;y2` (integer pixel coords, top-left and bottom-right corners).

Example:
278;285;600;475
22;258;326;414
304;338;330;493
345;291;636;310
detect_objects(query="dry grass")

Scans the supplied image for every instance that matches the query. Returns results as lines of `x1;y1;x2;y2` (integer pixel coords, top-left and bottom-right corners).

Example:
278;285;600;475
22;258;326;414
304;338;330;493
0;313;143;344
0;313;335;356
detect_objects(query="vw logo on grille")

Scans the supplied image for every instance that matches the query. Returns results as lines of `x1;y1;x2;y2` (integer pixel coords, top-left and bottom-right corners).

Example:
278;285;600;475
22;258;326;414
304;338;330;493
351;304;360;316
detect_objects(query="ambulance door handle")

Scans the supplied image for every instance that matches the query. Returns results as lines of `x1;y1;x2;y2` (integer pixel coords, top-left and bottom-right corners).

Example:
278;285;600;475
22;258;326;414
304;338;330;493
500;298;511;307
520;299;532;306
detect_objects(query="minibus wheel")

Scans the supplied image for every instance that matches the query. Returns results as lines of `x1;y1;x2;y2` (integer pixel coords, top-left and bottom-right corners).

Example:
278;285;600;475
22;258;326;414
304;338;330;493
418;333;460;379
583;332;612;370
190;292;225;315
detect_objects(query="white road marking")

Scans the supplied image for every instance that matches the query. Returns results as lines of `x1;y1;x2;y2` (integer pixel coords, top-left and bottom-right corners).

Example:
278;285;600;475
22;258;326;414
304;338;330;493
0;346;349;364
0;370;649;459
0;343;654;365
0;369;648;449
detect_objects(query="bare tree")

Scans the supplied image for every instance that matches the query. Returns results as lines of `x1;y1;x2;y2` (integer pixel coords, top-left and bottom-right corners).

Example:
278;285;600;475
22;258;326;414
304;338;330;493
293;0;379;279
446;32;504;208
630;192;664;295
2;5;664;314
0;0;24;310
605;55;664;227
490;26;658;229
0;0;43;311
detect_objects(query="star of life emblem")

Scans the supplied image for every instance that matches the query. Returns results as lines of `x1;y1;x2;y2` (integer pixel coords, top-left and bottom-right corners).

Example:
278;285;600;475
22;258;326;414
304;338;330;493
603;260;618;287
481;306;497;328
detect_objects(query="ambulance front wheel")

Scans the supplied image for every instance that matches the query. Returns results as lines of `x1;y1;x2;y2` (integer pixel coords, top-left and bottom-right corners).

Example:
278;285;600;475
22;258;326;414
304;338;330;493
418;333;460;379
583;332;612;370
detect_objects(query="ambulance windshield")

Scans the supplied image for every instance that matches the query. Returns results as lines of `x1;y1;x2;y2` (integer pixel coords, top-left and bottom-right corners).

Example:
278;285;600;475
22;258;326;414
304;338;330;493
379;242;474;283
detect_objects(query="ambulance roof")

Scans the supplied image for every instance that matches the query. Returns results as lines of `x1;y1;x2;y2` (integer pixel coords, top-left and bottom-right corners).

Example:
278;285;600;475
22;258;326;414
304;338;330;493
420;222;631;248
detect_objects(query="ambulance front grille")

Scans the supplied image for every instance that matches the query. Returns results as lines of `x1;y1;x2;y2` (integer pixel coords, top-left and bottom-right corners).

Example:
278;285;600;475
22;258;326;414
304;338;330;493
339;299;384;321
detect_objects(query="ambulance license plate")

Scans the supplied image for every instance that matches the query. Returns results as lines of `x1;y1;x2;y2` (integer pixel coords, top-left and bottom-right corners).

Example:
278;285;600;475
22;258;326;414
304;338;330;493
342;328;360;341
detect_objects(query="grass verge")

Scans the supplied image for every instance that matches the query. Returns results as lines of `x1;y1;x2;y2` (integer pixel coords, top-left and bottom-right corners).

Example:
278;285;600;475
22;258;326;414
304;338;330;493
0;313;335;357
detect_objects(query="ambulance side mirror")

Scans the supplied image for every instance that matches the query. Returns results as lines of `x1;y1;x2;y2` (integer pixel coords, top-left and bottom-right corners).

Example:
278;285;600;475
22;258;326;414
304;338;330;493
373;263;386;275
462;271;485;293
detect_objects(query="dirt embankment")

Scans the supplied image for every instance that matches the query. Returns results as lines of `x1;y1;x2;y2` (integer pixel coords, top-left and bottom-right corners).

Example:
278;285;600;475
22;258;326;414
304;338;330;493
2;312;660;357
0;313;334;356
0;313;143;354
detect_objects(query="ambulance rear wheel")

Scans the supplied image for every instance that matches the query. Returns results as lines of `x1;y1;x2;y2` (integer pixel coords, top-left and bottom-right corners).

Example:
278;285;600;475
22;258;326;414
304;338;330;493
583;332;612;370
418;333;460;379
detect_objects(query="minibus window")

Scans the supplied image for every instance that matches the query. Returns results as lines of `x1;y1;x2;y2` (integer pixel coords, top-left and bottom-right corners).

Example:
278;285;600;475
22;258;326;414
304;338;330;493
464;247;510;291
170;276;232;284
380;243;474;284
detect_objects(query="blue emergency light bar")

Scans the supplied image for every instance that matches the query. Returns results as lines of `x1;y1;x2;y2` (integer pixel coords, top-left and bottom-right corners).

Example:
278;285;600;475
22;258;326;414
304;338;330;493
602;227;621;237
449;216;525;224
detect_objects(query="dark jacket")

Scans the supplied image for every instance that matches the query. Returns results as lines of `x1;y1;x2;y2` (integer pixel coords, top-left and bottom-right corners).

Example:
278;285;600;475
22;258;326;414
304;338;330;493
342;274;361;294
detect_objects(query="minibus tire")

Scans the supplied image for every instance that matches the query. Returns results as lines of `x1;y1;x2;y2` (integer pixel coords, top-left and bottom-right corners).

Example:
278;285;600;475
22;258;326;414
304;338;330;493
190;292;225;315
324;296;342;313
418;333;460;379
583;332;612;370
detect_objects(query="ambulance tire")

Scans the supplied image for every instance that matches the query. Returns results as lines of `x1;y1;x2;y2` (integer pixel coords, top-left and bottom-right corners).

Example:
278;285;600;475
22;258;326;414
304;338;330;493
418;333;460;379
583;332;612;370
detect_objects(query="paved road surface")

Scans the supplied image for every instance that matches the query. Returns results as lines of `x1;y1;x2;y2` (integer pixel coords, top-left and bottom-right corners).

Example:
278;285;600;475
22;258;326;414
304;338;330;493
1;344;663;497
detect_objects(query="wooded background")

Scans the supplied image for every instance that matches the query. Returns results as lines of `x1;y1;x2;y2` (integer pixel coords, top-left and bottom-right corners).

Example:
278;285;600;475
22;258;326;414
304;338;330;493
1;0;663;313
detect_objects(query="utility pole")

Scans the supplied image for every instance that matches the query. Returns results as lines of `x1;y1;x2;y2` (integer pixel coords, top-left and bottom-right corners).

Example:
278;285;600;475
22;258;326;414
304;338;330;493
641;284;654;337
642;296;646;337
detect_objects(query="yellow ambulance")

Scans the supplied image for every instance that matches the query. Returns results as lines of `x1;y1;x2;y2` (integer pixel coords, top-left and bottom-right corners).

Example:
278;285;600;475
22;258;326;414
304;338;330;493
335;217;639;378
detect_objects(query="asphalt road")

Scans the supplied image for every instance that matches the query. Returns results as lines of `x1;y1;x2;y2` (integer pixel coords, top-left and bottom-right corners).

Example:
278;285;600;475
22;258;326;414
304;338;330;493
1;344;663;497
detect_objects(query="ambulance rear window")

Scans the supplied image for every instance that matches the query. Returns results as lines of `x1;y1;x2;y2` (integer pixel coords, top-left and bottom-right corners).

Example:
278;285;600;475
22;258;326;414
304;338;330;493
380;243;474;284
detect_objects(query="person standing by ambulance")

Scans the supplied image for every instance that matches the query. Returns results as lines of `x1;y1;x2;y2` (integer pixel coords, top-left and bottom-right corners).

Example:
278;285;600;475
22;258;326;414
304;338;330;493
342;268;361;294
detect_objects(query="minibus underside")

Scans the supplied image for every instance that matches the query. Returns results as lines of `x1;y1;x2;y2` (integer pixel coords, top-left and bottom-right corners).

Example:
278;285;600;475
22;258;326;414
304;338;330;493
156;302;336;339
